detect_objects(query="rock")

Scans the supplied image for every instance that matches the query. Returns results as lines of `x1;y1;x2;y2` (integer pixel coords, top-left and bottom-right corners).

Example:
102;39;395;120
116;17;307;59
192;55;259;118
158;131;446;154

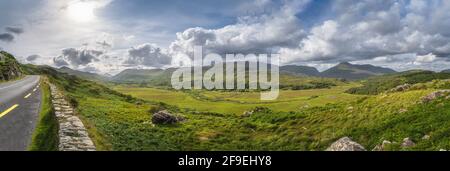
399;108;408;113
372;140;392;151
242;111;254;117
389;84;411;92
421;90;450;103
326;137;366;151
439;149;447;151
401;138;416;148
152;110;180;124
422;135;430;140
0;51;23;81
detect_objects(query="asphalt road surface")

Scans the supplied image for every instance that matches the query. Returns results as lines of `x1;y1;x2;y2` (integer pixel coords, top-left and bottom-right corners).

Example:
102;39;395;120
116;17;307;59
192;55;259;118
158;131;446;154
0;75;41;151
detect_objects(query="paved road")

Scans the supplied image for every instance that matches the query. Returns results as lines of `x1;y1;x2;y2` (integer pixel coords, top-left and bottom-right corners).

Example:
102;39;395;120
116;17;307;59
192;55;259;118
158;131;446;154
0;75;41;151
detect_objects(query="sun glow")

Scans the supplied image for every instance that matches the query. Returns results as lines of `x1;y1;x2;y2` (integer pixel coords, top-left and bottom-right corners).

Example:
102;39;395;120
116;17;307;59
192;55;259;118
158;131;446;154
67;1;96;22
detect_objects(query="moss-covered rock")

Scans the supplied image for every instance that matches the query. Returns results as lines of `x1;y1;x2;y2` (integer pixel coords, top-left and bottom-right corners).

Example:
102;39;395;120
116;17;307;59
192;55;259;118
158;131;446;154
0;51;22;81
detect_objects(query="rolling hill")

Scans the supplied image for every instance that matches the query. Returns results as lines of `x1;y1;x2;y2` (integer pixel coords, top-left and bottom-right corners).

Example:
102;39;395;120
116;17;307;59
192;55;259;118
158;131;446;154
280;65;320;76
346;70;450;95
321;62;397;80
110;68;176;86
109;62;397;87
442;69;450;73
57;66;110;82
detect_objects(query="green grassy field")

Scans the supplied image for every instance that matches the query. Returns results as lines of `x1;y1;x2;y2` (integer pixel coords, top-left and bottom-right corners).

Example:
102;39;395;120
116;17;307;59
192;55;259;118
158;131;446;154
113;84;362;115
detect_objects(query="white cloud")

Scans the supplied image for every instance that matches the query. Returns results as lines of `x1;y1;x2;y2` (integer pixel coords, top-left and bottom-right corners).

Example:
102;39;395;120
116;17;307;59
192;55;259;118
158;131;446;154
277;0;450;66
415;53;437;63
168;0;310;64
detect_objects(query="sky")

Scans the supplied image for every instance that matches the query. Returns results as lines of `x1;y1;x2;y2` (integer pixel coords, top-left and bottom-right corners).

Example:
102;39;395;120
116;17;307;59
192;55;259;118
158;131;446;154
1;0;450;74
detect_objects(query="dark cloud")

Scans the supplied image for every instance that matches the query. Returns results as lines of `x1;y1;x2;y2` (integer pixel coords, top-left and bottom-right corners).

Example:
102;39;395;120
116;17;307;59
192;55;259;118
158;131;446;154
26;54;40;61
53;57;69;67
0;33;14;42
125;43;172;67
5;26;24;34
53;48;102;67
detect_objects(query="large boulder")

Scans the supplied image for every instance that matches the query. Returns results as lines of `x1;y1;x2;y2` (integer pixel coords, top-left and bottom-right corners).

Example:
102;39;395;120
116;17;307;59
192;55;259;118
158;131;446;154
326;137;366;151
152;110;183;124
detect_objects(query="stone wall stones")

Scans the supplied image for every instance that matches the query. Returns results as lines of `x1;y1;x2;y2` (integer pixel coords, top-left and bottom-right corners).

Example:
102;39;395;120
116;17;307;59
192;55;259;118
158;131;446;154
50;84;96;151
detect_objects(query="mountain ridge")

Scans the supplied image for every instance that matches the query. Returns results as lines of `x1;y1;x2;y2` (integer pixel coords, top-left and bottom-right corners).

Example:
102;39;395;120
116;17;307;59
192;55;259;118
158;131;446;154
57;66;109;82
321;62;397;80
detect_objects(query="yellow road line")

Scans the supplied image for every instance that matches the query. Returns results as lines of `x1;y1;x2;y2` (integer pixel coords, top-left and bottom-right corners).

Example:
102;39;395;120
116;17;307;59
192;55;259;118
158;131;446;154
24;93;32;99
0;104;19;118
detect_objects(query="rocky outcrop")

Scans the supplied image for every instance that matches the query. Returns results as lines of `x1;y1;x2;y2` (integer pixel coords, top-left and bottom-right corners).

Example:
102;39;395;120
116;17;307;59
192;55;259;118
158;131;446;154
0;51;22;81
421;90;450;103
152;110;184;124
326;137;366;151
388;84;411;93
50;84;96;151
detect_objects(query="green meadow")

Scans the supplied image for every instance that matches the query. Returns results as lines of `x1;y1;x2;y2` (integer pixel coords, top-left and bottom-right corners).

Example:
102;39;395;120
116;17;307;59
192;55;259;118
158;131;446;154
113;83;362;115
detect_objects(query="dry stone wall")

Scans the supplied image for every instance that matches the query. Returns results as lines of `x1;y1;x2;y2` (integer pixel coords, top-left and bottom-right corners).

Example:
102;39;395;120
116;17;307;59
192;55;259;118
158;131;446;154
50;84;96;151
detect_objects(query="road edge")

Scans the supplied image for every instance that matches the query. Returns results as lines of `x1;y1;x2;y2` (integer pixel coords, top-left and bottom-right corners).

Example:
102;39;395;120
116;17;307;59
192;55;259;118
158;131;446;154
28;76;59;151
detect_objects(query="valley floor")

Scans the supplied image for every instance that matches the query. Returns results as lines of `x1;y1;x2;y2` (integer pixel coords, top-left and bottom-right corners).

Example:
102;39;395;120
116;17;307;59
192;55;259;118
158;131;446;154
113;84;362;115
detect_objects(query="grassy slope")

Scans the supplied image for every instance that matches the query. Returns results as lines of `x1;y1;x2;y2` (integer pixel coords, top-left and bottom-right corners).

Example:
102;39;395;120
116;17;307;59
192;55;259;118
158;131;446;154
28;77;58;151
109;80;450;150
23;65;450;151
105;86;449;150
347;70;450;95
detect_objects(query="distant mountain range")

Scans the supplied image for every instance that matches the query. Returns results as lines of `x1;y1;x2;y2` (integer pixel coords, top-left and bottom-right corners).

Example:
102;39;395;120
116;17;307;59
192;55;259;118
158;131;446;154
57;62;399;84
57;66;109;82
442;69;450;73
110;68;176;85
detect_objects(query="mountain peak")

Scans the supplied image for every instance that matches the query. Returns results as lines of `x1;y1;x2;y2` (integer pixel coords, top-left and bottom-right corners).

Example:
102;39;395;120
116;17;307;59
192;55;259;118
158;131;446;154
338;62;352;65
321;62;396;80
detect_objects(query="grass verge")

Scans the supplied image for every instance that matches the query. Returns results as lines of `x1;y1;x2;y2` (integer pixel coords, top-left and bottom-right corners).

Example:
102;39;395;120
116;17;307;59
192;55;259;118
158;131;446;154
28;77;58;151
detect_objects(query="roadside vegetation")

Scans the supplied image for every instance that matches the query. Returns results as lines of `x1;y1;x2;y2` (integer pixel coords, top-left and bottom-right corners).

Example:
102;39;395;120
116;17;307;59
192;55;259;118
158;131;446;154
29;77;58;151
